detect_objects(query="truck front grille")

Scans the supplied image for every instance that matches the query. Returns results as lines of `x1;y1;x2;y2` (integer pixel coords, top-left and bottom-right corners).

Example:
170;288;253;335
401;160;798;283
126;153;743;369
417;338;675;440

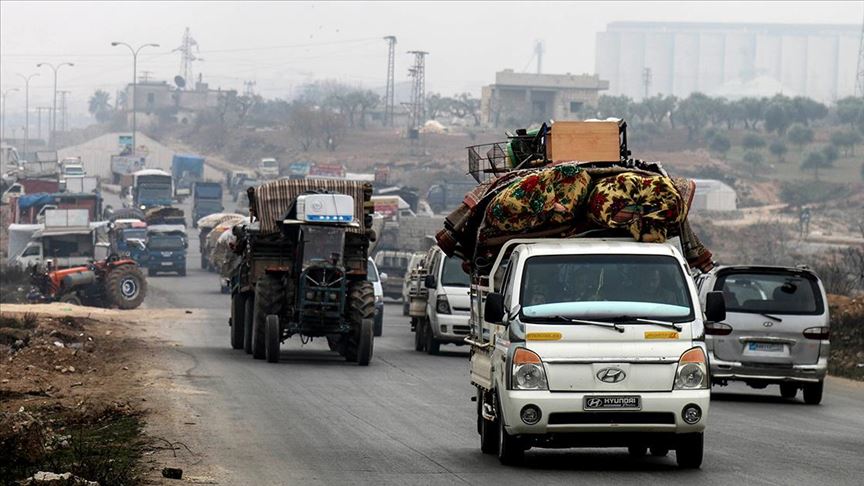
548;412;675;425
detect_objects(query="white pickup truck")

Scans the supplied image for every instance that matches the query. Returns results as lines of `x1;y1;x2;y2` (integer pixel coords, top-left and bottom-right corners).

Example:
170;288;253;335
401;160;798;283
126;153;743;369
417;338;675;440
468;238;726;468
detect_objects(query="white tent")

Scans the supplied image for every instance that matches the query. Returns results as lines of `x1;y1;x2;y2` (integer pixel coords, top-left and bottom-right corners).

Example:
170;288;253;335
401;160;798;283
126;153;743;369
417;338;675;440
691;179;737;212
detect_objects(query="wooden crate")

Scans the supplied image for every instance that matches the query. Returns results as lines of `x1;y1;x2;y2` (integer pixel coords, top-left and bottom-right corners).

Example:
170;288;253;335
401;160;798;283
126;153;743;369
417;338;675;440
546;121;621;162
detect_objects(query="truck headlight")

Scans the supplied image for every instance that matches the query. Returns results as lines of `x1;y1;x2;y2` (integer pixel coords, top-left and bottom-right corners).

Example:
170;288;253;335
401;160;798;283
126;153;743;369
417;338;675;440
436;295;451;314
512;348;548;390
674;347;708;390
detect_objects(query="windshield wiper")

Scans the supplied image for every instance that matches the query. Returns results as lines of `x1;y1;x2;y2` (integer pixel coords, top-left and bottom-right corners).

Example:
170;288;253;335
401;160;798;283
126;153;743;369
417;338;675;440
604;315;682;332
759;313;783;322
552;316;625;333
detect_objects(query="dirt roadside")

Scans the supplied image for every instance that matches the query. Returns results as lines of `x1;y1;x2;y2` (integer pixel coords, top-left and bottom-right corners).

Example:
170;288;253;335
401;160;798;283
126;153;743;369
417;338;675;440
0;304;218;485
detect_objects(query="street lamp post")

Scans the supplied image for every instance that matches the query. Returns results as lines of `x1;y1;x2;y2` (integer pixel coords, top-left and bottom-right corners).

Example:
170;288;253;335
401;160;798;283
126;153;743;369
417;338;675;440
36;62;74;149
17;73;39;156
111;41;159;151
1;88;19;142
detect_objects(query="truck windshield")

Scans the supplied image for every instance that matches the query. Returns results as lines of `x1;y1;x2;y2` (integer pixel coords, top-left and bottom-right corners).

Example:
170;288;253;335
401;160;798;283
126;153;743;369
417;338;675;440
64;166;85;175
716;272;822;315
519;254;694;322
139;186;172;200
122;229;147;241
148;234;185;250
196;186;222;198
261;160;277;168
441;256;470;287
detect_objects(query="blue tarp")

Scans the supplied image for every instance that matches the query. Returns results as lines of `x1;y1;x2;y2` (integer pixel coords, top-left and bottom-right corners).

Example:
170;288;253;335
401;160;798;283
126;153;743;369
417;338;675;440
18;193;54;210
172;154;205;174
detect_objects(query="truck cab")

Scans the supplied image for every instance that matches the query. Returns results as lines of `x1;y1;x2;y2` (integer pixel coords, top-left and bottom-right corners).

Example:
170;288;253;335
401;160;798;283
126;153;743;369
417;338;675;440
145;225;188;277
470;239;725;468
192;182;224;226
412;246;471;354
60;157;86;181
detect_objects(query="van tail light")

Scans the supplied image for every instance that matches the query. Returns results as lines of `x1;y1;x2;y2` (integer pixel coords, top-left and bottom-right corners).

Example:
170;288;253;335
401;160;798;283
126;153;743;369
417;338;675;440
803;327;829;340
704;322;733;336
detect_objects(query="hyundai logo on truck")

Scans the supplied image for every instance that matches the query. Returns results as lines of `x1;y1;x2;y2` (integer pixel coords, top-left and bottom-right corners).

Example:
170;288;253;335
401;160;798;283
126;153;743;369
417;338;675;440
597;367;627;383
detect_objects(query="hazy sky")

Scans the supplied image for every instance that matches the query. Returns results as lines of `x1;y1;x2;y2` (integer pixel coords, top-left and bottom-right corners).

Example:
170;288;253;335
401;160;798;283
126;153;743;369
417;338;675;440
1;1;862;123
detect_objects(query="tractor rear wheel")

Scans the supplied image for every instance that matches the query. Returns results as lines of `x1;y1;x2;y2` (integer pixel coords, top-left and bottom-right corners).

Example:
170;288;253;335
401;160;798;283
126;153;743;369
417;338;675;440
252;274;285;360
230;292;247;350
104;264;147;309
345;281;375;365
265;314;281;363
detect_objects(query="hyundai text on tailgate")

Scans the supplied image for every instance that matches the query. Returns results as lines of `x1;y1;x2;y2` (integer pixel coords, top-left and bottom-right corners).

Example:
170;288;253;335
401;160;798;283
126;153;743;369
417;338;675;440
697;265;829;404
469;239;726;467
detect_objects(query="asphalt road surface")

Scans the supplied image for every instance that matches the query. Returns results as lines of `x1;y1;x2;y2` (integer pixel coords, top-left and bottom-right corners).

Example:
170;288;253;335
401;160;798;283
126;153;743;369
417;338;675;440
120;193;864;485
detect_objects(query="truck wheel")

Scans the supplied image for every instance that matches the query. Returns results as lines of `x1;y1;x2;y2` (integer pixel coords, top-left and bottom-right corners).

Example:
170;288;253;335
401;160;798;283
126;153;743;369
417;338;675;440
414;318;425;352
243;296;254;354
178;267;187;277
60;293;82;305
803;380;824;405
230;293;247;350
200;254;207;270
780;383;798;399
675;432;704;469
104;264;147;309
497;397;523;465
425;319;440;355
345;281;375;365
265;314;281;363
479;391;499;454
252;274;285;360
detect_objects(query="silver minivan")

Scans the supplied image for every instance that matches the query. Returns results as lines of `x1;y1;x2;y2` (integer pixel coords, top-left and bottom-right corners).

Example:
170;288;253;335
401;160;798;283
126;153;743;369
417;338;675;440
697;265;829;404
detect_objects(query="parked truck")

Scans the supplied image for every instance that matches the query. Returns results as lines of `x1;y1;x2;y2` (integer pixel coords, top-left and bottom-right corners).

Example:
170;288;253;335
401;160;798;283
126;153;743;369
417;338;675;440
9;209;109;270
2;178;60;204
171;154;205;198
228;179;376;365
192;182;224;227
127;169;173;211
110;153;147;184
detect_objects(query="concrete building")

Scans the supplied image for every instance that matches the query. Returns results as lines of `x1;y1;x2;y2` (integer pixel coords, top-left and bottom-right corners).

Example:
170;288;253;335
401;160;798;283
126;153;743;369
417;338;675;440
123;80;236;126
595;22;860;102
691;179;737;212
480;70;609;127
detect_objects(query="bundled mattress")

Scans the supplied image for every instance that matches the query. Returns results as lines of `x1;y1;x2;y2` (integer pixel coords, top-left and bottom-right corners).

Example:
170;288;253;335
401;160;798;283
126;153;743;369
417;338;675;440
251;179;371;234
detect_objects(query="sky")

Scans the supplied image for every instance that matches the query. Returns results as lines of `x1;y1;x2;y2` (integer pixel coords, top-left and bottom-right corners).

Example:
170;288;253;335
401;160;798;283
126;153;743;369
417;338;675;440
1;0;862;126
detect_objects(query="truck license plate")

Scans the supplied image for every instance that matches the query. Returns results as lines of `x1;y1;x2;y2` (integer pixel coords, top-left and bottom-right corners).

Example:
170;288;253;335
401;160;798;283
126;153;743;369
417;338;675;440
161;262;172;266
583;396;641;411
748;342;784;352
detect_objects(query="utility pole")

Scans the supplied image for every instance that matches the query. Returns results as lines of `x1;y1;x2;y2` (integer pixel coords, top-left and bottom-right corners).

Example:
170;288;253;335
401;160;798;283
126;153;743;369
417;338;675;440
1;88;18;142
383;36;397;127
243;80;257;97
407;50;428;131
535;41;544;75
36;106;51;144
174;27;201;87
112;41;160;152
36;61;74;149
17;73;39;155
855;11;864;97
58;90;71;132
642;67;653;100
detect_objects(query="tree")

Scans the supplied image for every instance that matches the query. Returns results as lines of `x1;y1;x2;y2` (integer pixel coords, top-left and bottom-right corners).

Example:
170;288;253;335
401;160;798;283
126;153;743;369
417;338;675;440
708;134;731;159
787;123;814;149
769;139;788;163
356;90;380;129
736;97;765;130
88;89;113;123
597;95;635;120
836;97;864;128
741;133;766;150
821;145;839;166
674;92;712;141
801;151;826;179
426;93;450;120
743;150;764;177
764;101;791;135
831;130;862;156
450;93;482;126
641;95;676;125
789;96;828;126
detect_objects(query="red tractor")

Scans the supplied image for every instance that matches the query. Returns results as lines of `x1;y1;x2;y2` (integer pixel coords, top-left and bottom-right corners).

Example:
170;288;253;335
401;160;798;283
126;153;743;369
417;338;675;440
29;257;147;309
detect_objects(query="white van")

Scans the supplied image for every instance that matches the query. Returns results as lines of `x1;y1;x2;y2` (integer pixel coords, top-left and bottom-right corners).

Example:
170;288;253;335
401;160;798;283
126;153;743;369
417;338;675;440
469;239;725;468
414;246;472;354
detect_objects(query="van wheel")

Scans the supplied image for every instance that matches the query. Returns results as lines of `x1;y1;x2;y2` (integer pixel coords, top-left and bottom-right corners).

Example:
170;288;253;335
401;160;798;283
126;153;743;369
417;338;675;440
402;302;409;316
628;446;647;457
479;392;498;454
413;318;425;351
497;401;523;465
803;380;823;405
425;319;440;355
675;432;703;469
650;447;669;457
265;314;280;363
780;383;798;399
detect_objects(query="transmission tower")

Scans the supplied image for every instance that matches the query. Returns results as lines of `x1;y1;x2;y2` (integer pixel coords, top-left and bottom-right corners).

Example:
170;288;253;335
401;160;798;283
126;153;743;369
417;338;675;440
243;80;257;97
383;36;397;126
535;41;544;74
174;27;200;88
407;50;428;130
856;11;864;97
642;67;653;99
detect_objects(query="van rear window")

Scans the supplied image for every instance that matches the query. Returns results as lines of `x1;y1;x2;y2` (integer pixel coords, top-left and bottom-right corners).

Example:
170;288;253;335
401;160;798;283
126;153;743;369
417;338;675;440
714;271;823;315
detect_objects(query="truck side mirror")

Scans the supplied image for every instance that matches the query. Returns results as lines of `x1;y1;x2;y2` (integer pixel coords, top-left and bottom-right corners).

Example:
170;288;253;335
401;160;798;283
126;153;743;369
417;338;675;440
484;293;505;324
379;272;388;282
705;291;726;323
424;274;436;289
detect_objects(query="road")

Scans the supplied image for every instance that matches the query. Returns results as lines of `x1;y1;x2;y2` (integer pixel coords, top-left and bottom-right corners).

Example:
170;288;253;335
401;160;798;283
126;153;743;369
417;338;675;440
115;193;864;485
